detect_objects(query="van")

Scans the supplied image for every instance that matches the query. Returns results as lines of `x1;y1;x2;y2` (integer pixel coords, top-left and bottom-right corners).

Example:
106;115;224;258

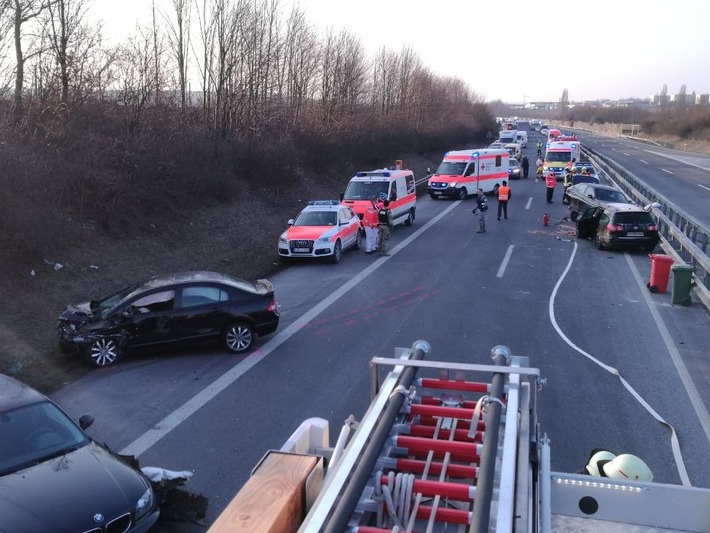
504;143;522;161
341;168;416;227
515;131;528;148
427;148;509;200
498;129;517;145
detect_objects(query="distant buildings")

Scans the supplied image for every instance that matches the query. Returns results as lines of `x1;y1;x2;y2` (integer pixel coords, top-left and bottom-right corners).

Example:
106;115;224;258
511;91;709;110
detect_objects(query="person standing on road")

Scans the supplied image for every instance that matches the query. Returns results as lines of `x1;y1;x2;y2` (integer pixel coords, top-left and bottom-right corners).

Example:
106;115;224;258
377;199;393;256
497;180;511;220
521;155;530;179
545;170;556;203
472;188;488;233
362;197;379;253
536;156;544;181
562;169;573;205
536;140;543;157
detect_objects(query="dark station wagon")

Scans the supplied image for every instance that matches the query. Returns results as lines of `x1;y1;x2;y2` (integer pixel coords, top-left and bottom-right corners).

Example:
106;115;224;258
576;203;660;251
57;271;280;367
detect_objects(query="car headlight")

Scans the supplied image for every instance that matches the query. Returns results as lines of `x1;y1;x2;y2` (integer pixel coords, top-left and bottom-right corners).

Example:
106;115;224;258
317;237;331;244
279;233;287;244
449;181;458;187
134;487;154;521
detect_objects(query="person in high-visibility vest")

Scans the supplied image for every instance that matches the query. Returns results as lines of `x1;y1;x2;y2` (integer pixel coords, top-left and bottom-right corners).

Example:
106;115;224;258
497;180;511;220
545;170;556;203
362;197;379;253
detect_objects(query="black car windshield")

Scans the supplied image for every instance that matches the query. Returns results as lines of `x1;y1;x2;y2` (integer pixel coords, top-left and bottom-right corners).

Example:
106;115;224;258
294;211;337;226
435;161;467;176
343;181;389;200
0;401;88;475
91;282;143;313
595;189;628;203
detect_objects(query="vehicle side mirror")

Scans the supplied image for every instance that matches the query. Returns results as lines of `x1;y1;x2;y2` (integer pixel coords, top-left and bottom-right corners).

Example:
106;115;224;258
587;194;593;199
121;306;136;318
79;414;94;430
287;218;294;226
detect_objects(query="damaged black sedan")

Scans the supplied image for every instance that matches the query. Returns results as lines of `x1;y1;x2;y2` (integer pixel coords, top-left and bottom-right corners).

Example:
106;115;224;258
57;271;280;367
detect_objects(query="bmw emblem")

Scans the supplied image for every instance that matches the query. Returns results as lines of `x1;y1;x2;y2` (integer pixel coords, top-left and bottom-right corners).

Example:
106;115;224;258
93;513;105;523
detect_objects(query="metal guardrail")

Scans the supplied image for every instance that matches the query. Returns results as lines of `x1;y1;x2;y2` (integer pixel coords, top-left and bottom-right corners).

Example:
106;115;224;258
583;146;710;309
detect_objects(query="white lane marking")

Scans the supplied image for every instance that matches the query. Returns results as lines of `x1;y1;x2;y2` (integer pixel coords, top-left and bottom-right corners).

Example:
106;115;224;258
645;149;710;171
623;152;630;156
120;200;462;457
639;159;649;164
525;197;533;210
662;168;674;175
699;184;710;193
496;245;514;278
625;252;710;455
548;241;691;485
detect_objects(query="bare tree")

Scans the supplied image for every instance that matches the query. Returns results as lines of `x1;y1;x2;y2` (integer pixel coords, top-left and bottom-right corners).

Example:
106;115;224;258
164;0;191;112
3;0;55;115
559;88;569;113
45;0;86;106
320;28;366;125
192;0;215;117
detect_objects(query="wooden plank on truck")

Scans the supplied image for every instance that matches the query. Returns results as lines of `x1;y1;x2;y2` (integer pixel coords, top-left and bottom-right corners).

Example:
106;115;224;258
207;451;321;533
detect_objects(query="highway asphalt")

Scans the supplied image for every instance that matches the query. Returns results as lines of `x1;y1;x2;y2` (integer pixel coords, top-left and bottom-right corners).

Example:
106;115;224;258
53;131;710;532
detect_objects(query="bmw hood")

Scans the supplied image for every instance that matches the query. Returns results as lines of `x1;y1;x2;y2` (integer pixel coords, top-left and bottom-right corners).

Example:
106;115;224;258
0;442;153;533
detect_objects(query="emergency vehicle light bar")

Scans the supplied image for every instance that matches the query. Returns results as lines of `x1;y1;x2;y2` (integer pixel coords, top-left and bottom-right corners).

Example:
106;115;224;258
356;171;390;178
308;200;340;205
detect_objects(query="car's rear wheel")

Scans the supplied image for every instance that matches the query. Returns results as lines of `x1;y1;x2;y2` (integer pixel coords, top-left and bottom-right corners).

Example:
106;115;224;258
85;337;121;367
405;208;415;226
594;233;606;250
354;230;362;250
331;240;342;264
223;322;254;353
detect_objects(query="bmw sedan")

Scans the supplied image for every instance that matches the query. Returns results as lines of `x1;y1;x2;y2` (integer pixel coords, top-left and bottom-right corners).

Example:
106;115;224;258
0;373;159;532
57;271;280;367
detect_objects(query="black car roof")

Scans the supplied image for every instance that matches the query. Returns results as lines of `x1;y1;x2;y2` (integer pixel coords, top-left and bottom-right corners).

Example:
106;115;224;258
138;271;266;294
0;374;47;412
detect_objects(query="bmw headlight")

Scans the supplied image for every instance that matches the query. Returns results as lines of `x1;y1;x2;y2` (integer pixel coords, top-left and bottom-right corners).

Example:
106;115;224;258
317;237;331;244
134;487;154;521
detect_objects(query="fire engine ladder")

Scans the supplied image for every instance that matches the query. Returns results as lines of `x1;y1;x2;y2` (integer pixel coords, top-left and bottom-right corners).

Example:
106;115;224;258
297;340;542;533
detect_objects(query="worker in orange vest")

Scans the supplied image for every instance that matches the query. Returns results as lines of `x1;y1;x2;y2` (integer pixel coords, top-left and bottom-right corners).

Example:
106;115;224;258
497;181;511;220
545;170;556;203
362;197;379;254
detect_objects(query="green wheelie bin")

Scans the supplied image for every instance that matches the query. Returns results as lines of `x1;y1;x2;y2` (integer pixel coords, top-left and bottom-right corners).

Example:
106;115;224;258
671;263;696;306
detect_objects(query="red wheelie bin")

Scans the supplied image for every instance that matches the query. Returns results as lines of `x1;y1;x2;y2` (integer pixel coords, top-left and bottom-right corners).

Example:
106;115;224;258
647;254;674;293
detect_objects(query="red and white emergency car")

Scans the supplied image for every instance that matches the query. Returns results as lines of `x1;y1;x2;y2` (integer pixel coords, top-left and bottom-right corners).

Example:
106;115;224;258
341;168;417;227
427;148;509;200
543;140;582;180
278;201;362;264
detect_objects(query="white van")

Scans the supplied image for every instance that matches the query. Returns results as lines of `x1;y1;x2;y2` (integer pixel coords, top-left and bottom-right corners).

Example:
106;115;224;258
515;131;528;148
341;168;417;227
504;143;522;161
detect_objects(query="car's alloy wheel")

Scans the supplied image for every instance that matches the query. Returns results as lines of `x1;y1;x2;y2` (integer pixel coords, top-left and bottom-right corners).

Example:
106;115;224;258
223;322;254;353
331;240;342;264
354;230;362;250
86;337;120;367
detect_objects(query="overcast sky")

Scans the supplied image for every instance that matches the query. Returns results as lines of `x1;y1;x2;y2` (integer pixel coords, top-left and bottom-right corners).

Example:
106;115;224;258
89;0;710;104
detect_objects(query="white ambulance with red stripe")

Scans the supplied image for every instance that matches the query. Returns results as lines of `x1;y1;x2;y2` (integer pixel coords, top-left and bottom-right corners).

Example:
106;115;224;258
427;148;510;200
278;200;362;264
341;167;417;227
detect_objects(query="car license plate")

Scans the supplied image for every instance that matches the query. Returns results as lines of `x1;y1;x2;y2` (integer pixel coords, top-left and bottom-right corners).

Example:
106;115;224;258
627;232;643;237
433;191;442;196
293;248;309;253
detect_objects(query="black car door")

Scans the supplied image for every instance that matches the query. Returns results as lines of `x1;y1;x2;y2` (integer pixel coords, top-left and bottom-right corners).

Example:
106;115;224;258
172;284;234;343
576;206;604;239
122;289;179;348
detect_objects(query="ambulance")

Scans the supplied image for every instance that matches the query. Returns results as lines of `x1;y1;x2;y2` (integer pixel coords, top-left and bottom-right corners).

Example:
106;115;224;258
341;167;417;227
427;148;509;200
543;140;581;180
